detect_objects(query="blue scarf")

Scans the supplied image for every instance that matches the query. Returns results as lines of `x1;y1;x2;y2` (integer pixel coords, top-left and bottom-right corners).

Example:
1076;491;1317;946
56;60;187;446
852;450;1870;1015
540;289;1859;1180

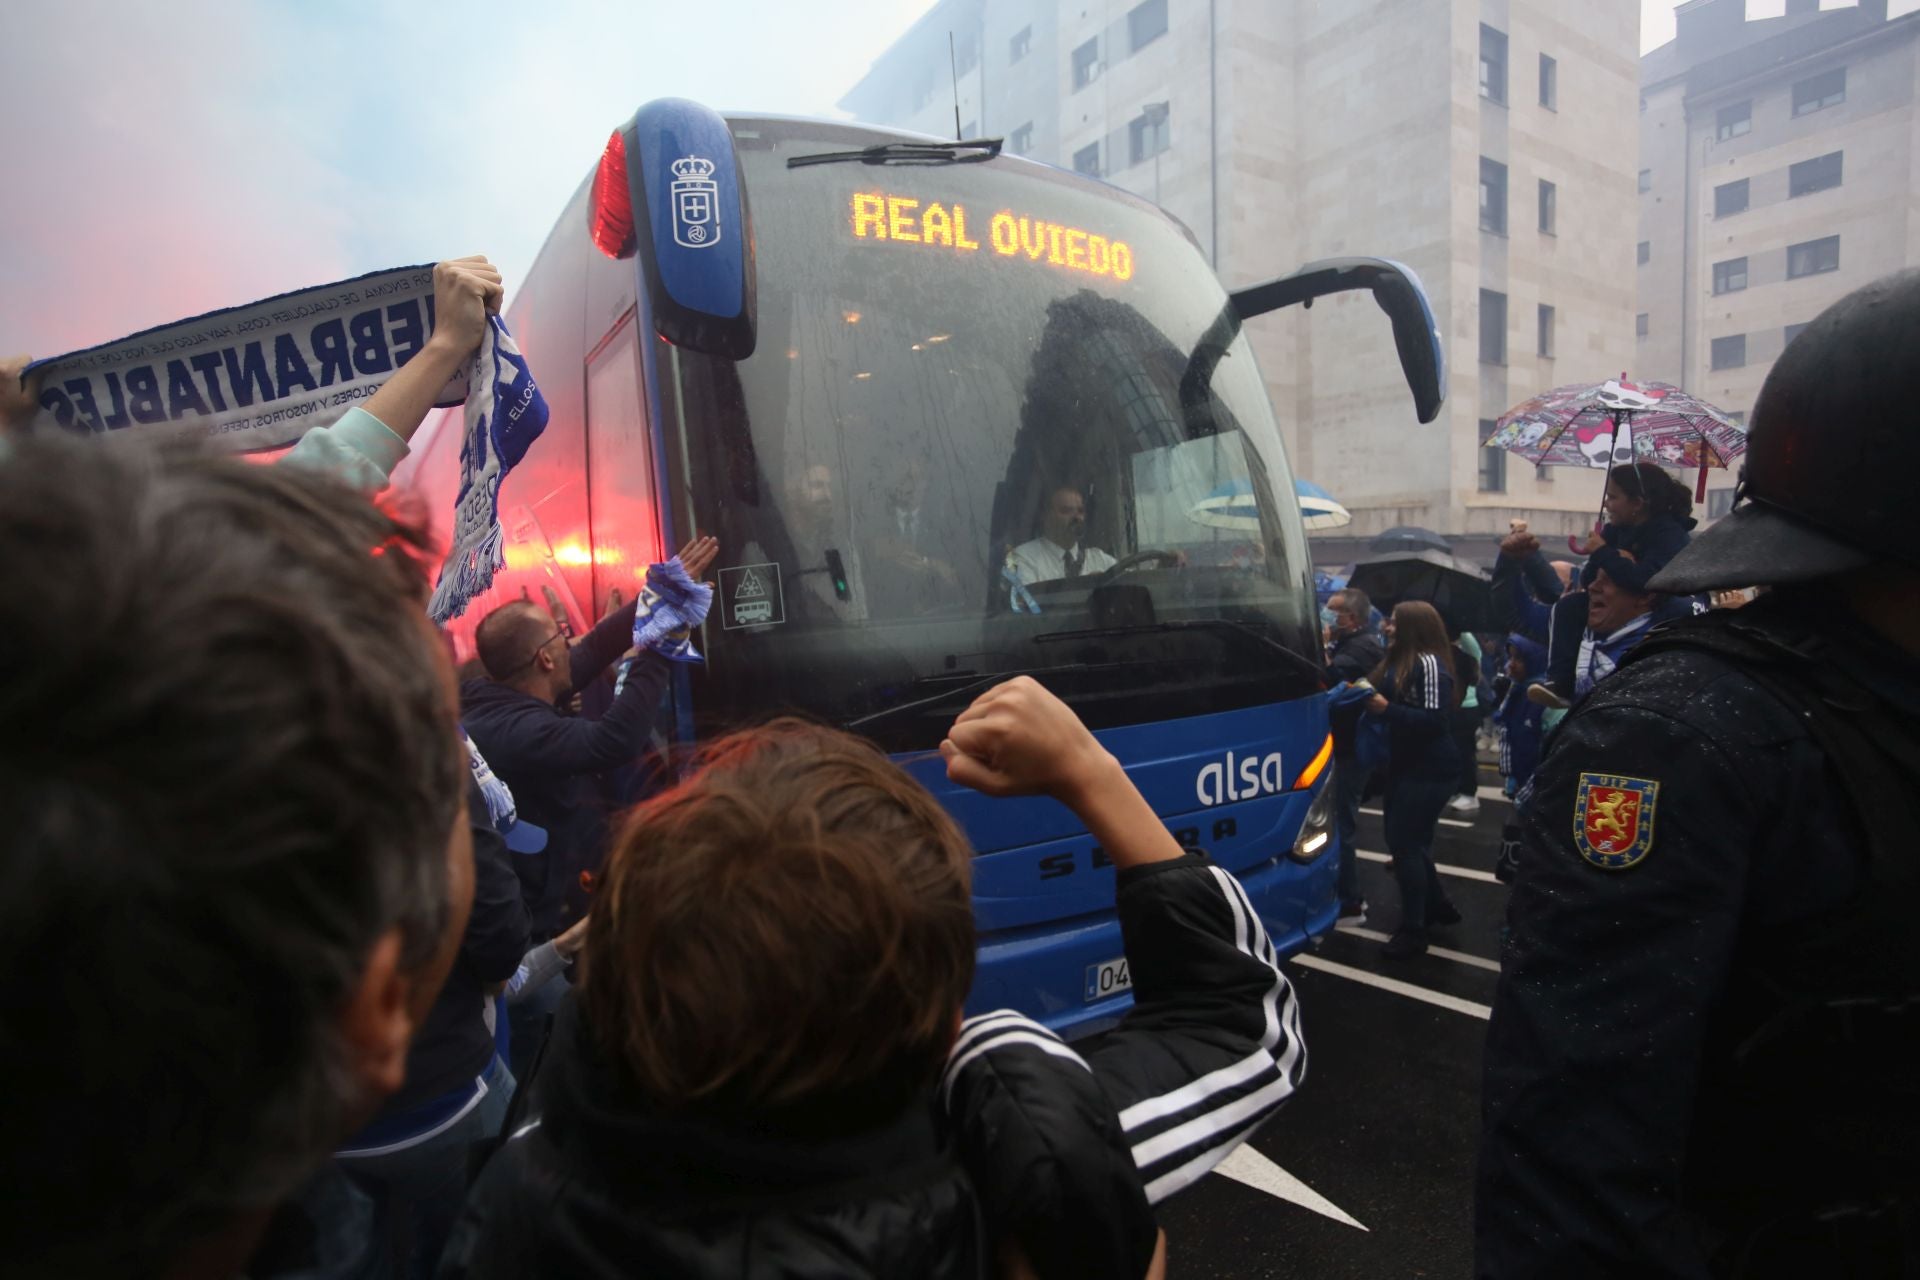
426;315;549;623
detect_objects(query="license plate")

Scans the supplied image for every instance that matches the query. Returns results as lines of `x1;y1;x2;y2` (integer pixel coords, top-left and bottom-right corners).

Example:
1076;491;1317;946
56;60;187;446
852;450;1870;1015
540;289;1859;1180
1084;956;1133;1002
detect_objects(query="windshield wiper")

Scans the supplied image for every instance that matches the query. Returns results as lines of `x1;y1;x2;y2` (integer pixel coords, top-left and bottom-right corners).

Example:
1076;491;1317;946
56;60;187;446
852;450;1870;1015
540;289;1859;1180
1033;620;1327;685
787;139;1003;169
844;660;1110;735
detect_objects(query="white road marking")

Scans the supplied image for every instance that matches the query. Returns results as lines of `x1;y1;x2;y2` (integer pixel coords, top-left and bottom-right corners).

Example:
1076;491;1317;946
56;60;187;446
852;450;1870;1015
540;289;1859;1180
1335;923;1502;973
1356;848;1502;885
1477;784;1513;804
1211;1144;1369;1231
1358;806;1474;829
1291;954;1493;1021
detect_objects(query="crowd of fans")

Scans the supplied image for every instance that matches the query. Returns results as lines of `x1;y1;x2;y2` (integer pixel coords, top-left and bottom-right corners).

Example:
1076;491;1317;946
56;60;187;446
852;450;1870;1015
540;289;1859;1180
0;257;1298;1280
6;250;1913;1278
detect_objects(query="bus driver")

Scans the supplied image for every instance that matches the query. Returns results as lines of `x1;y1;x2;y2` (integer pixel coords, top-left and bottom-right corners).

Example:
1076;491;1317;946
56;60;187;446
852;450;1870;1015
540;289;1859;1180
1009;485;1116;584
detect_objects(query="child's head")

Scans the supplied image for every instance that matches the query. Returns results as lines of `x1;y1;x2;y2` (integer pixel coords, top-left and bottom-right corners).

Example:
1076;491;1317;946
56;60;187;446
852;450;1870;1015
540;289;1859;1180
1506;634;1548;681
583;719;976;1118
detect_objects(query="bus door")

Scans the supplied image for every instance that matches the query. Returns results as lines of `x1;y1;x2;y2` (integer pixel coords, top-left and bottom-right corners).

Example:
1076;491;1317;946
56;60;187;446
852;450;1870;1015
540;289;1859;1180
583;307;664;616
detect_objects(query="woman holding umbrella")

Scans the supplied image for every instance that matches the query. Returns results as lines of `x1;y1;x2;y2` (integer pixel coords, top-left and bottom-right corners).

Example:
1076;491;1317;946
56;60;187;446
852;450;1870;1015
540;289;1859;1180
1362;601;1465;959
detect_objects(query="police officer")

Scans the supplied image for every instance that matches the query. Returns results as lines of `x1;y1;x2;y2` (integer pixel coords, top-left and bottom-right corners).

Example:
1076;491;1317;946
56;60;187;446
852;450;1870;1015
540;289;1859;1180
1475;269;1920;1278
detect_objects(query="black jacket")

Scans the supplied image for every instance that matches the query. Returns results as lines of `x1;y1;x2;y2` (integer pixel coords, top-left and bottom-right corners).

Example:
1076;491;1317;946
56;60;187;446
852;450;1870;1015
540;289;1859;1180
1376;655;1458;785
1327;627;1385;760
1476;596;1920;1277
439;855;1304;1279
1580;511;1696;595
461;601;672;936
378;777;529;1113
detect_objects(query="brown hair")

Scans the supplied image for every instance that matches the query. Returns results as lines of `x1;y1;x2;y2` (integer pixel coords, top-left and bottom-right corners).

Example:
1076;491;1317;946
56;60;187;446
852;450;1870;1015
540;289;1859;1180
1371;600;1460;706
583;719;976;1116
1608;461;1693;522
0;437;462;1273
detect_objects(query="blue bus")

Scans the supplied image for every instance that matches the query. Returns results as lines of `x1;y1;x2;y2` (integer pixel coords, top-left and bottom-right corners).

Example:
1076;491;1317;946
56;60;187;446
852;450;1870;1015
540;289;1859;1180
398;100;1444;1037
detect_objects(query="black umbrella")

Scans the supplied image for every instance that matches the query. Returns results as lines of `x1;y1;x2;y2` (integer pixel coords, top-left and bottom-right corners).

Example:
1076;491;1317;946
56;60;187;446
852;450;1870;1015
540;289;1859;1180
1368;525;1452;555
1347;549;1493;635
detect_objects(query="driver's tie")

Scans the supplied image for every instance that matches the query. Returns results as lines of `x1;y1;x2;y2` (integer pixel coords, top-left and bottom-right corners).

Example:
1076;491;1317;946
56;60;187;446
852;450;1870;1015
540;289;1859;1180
1064;548;1084;579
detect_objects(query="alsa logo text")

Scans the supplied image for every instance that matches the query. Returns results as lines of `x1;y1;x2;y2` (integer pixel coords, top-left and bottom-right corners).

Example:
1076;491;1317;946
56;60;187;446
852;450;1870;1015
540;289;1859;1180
1196;751;1285;807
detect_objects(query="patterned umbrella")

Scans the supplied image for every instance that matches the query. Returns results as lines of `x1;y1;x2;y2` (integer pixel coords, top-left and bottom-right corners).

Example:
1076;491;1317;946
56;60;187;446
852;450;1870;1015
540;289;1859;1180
1483;377;1747;501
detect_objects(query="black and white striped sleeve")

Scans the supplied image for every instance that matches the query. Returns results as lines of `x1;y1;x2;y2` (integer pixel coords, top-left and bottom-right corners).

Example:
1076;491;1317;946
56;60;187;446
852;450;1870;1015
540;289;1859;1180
1420;652;1443;709
1084;854;1307;1203
942;1011;1161;1279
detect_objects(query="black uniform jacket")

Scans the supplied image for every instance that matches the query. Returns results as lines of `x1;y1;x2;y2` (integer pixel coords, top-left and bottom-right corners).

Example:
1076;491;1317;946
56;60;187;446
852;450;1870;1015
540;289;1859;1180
1475;596;1920;1278
438;854;1304;1279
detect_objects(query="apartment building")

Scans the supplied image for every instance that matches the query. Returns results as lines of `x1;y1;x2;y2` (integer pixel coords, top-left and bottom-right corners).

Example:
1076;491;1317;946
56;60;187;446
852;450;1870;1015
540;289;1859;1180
1640;0;1920;520
840;0;1641;556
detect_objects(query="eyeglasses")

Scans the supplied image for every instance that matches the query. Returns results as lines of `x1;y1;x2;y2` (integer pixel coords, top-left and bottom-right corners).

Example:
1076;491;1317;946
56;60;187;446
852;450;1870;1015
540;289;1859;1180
511;629;563;673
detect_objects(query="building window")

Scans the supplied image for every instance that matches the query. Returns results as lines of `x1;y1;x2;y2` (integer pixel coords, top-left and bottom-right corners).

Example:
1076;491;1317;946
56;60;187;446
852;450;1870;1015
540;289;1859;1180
1480;289;1507;365
1716;100;1751;140
1009;122;1033;153
1538;179;1557;234
1479;440;1508;493
1072;142;1101;176
1010;25;1031;63
1792;66;1846;117
1784;321;1810;345
1072;38;1100;90
1539;53;1558;109
1480;157;1508;234
1714;178;1749;217
1480;25;1508;105
1128;107;1170;165
1636;312;1649;338
1537;304;1555;358
1637;240;1650;265
1707;488;1737;519
954;33;979;76
1711;334;1747;370
1128;0;1168;52
1713;257;1749;295
1787;235;1841;278
1638;168;1652;193
1789;151;1844;197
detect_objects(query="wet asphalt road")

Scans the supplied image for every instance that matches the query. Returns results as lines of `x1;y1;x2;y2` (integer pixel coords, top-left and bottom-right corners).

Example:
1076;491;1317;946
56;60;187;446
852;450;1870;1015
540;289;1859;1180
1160;765;1512;1280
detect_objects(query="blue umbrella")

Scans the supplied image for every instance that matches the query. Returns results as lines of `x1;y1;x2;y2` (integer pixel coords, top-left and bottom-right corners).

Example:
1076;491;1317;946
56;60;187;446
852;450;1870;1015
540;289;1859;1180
1188;479;1262;532
1295;478;1352;531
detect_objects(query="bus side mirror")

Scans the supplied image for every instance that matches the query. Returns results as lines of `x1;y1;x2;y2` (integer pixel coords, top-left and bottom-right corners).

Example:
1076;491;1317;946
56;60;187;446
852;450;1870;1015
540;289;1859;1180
1230;257;1446;425
617;99;758;360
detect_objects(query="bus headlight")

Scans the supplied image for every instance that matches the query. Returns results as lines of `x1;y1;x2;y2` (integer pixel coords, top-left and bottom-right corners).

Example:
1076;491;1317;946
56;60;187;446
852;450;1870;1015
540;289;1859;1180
1290;766;1336;863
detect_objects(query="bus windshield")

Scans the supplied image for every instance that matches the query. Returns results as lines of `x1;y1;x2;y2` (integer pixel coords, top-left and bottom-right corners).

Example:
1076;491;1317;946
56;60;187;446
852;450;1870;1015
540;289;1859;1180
665;118;1321;751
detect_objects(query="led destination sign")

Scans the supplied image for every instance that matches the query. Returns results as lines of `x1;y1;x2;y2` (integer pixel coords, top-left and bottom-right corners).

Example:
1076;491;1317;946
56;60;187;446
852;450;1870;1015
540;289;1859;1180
850;193;1135;281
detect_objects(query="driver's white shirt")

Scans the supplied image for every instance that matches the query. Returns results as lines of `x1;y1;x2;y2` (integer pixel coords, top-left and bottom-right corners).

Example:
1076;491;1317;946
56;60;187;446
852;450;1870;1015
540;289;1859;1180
1008;537;1117;584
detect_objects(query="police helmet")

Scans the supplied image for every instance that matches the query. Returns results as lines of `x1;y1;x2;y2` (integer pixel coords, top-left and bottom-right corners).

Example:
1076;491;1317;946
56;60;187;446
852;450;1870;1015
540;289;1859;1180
1652;268;1916;593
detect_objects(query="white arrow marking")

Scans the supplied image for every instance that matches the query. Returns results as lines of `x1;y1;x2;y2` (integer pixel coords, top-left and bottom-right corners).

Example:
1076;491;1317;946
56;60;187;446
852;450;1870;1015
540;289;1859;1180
1212;1144;1368;1231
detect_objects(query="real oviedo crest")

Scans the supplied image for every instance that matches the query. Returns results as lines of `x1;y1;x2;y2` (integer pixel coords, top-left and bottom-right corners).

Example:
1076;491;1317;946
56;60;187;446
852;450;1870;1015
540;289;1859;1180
1572;773;1659;870
670;156;721;250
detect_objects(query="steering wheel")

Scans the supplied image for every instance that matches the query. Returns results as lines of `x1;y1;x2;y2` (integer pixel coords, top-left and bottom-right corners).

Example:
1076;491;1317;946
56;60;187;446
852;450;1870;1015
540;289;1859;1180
1087;548;1182;589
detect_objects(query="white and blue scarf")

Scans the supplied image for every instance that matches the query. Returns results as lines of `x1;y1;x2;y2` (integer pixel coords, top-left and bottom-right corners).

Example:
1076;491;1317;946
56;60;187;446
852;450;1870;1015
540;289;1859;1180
19;264;552;626
425;315;549;623
23;265;466;450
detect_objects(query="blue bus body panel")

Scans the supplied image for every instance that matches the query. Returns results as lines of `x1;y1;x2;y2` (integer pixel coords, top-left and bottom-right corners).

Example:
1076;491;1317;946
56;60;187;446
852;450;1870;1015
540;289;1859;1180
897;693;1336;1036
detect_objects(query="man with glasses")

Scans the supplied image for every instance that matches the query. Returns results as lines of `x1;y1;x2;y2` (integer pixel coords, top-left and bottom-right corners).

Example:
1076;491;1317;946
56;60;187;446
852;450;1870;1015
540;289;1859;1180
462;536;717;979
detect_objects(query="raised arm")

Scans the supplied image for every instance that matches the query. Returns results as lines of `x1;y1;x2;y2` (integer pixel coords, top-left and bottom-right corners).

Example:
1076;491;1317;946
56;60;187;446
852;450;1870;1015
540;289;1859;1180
360;256;502;443
939;678;1303;1278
